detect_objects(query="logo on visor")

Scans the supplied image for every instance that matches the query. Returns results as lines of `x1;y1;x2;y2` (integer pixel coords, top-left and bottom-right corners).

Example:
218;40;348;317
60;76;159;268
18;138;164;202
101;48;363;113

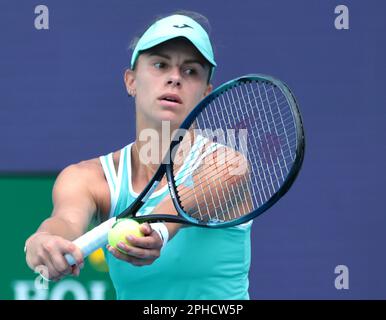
173;24;193;29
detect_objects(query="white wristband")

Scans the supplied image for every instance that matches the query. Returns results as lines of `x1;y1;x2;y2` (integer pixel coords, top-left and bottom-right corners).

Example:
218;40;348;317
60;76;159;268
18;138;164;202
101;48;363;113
150;223;169;249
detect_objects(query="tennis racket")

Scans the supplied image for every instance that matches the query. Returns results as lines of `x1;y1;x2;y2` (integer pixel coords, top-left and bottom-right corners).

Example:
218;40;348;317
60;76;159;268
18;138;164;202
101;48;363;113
65;74;305;266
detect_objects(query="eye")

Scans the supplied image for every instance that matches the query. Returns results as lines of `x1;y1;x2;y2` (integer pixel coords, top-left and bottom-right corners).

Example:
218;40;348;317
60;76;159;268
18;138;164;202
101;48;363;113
154;62;166;69
183;67;197;76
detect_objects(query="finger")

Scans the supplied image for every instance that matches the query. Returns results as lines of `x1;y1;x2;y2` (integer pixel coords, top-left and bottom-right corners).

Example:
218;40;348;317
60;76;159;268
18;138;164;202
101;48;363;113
107;244;132;262
29;247;56;279
42;257;61;280
50;241;78;273
139;223;152;235
36;260;58;281
66;242;84;267
117;242;160;260
107;245;155;266
71;265;81;277
41;243;65;280
27;249;46;270
42;239;84;280
49;250;73;276
47;241;83;276
47;248;76;279
125;233;161;250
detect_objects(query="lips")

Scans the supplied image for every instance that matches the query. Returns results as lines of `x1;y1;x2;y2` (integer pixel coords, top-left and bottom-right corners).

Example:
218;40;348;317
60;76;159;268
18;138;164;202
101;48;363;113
158;93;183;104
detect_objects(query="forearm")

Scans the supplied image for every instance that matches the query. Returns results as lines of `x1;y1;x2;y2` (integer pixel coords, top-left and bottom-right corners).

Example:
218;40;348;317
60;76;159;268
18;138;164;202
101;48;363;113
35;216;85;241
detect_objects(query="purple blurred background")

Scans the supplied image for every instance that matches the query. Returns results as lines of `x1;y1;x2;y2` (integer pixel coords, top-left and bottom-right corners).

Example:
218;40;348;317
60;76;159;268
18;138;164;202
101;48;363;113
1;0;385;299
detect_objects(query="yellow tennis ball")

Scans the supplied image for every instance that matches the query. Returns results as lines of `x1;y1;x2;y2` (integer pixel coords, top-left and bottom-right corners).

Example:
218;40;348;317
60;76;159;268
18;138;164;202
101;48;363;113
108;219;144;254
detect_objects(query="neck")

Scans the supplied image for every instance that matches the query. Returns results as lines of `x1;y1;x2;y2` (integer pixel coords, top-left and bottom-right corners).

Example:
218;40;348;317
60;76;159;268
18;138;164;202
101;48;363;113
132;141;159;179
135;118;180;163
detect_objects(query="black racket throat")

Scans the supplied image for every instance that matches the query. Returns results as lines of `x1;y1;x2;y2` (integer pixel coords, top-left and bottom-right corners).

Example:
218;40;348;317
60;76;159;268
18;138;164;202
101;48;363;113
115;162;182;220
130;214;199;226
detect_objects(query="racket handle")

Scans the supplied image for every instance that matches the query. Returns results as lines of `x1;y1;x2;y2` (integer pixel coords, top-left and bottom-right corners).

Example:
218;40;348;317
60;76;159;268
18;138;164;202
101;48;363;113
65;217;117;266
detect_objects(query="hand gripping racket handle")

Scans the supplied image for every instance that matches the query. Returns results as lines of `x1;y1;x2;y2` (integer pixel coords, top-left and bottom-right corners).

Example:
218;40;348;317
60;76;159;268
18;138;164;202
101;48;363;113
64;217;117;266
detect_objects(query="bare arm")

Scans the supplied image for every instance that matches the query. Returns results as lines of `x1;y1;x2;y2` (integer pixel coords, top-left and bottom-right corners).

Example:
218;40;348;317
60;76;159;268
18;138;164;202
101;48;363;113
47;163;98;238
25;161;103;280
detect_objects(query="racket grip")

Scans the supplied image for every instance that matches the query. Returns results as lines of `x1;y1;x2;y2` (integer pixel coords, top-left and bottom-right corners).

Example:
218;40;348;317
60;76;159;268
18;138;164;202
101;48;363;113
65;217;117;266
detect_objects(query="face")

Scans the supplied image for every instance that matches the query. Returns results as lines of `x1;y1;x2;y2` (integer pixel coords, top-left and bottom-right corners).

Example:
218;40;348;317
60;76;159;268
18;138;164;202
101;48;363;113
125;38;213;129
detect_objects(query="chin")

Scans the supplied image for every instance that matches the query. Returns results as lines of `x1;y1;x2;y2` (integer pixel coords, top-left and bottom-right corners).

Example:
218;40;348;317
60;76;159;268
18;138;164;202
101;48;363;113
157;111;183;125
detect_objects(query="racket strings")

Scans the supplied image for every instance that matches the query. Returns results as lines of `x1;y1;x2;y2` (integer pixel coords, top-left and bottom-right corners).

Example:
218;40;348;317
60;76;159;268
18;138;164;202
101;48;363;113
173;111;297;171
171;86;294;172
173;80;298;223
174;122;297;191
179;150;285;222
184;175;253;222
192;87;291;135
176;152;290;203
187;104;294;178
179;170;250;222
235;84;290;200
174;86;292;143
180;89;292;220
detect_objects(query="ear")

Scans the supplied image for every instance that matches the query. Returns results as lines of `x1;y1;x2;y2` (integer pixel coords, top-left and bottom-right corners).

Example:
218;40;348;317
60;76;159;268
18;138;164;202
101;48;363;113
202;83;213;98
124;69;136;97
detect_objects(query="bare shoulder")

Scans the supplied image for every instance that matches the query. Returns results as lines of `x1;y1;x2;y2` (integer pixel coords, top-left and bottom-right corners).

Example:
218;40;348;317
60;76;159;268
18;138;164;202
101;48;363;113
56;158;105;186
53;158;111;216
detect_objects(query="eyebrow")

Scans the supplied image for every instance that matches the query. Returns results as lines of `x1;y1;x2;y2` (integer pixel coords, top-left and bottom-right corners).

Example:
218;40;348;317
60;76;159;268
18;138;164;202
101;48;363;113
148;52;207;69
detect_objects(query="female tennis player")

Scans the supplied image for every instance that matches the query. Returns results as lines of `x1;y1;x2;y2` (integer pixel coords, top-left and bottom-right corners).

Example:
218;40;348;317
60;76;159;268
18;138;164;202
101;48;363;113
25;11;252;299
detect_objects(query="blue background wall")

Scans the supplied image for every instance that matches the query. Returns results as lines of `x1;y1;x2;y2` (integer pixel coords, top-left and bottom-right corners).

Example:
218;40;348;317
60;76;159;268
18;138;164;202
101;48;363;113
1;0;385;299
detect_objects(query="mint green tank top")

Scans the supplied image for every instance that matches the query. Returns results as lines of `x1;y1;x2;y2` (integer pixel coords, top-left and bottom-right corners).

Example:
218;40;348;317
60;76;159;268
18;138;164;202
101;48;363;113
100;142;252;300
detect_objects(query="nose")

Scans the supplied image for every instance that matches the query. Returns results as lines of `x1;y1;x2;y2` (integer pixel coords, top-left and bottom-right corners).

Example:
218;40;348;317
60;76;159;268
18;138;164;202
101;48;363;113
166;68;182;88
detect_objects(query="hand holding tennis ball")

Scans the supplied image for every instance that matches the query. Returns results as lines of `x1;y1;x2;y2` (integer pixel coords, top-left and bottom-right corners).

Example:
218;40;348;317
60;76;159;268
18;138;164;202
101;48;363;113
108;219;144;254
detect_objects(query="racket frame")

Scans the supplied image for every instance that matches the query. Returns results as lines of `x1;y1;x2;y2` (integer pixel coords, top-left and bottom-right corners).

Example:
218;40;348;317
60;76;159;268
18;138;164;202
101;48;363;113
119;74;305;228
